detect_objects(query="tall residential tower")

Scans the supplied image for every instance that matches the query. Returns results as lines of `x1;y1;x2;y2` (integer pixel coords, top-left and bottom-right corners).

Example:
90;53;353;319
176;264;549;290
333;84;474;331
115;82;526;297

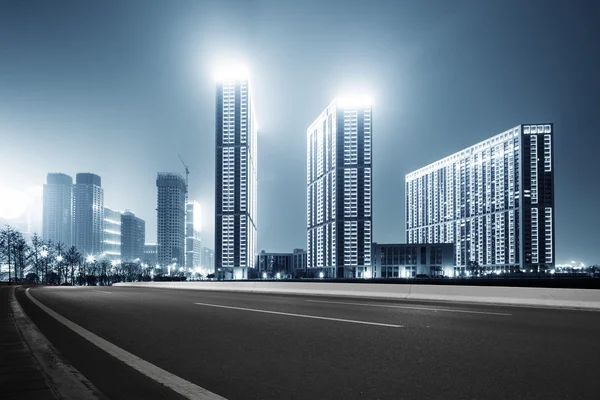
73;173;104;256
405;124;555;273
121;210;145;262
214;74;257;279
42;173;73;247
306;97;373;278
156;173;186;269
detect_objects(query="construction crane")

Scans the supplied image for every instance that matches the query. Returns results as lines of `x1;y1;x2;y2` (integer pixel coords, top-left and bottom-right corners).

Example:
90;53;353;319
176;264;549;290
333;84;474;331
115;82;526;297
178;154;189;199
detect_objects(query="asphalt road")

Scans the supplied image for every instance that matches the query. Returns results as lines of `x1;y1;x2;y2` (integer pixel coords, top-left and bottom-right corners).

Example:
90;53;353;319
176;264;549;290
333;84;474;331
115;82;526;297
15;286;600;400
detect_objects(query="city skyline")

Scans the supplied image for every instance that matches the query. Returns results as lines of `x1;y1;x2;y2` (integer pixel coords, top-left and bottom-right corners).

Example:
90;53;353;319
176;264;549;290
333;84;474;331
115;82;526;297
1;1;599;264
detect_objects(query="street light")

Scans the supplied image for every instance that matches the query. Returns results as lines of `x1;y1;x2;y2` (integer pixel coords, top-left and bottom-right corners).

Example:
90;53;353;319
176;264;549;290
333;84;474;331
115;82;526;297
86;255;95;263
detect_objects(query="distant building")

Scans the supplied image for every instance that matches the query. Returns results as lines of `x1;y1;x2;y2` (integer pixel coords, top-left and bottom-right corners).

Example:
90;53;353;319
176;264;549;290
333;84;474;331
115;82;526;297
103;207;121;261
186;201;202;269
371;243;455;278
201;247;214;273
406;124;555;272
156;173;186;269
215;74;258;279
307;97;373;278
121;210;145;262
143;242;158;266
42;173;73;247
73;173;104;256
256;251;293;276
292;248;307;278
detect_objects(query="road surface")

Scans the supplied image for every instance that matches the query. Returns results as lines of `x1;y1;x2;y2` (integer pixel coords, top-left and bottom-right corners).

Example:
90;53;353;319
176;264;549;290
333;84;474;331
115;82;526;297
16;286;600;399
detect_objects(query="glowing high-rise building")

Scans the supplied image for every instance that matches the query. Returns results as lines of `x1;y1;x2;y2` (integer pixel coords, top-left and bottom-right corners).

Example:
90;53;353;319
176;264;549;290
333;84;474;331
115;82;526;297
186;201;202;269
406;124;555;273
214;73;257;279
306;97;373;278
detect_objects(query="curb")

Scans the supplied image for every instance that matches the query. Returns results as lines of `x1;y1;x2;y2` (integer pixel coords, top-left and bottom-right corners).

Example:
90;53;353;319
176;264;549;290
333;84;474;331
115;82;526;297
12;287;107;400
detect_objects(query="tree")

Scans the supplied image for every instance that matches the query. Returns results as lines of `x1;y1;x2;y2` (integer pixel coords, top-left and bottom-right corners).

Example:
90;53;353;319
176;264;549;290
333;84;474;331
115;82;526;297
13;233;31;282
54;242;66;285
25;272;40;284
30;233;45;281
64;246;81;286
0;225;17;284
467;260;480;277
99;259;110;286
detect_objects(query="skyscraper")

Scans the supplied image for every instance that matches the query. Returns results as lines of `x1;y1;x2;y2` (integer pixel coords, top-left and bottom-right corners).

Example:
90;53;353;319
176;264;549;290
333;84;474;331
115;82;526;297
186;201;202;269
405;124;555;273
156;172;186;269
42;173;73;247
306;97;373;278
215;74;257;279
73;173;104;256
121;210;145;262
103;207;121;260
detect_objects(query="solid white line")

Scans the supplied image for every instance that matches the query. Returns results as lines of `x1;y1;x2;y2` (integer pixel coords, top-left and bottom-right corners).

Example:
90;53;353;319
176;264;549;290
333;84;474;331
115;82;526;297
26;288;225;400
92;290;112;294
193;302;403;328
305;300;512;316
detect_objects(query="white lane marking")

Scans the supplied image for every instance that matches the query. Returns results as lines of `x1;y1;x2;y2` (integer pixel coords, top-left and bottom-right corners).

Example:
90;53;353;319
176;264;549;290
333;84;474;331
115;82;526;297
194;302;402;328
26;288;225;400
92;290;112;294
305;300;512;316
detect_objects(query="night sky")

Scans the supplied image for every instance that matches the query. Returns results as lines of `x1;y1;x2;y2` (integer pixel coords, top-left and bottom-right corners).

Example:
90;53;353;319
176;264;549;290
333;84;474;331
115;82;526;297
0;0;599;264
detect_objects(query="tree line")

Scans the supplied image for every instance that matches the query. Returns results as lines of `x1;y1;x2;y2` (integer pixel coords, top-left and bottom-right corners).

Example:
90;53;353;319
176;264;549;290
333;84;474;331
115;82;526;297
0;225;158;285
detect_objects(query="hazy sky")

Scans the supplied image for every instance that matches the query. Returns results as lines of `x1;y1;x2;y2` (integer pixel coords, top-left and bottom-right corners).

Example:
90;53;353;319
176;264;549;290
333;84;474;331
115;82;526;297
1;0;599;264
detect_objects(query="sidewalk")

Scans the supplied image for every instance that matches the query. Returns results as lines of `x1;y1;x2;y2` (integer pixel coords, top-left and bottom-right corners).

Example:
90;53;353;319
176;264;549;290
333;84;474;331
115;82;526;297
0;285;58;399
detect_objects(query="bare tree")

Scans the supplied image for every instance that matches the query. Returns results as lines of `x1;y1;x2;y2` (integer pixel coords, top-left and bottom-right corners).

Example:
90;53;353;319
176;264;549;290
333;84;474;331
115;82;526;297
65;246;81;285
54;242;66;285
13;233;31;281
30;233;45;282
0;225;17;284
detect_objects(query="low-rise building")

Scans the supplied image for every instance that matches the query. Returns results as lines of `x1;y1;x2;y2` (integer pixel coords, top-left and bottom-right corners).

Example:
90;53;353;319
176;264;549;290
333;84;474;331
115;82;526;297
371;243;455;278
292;249;307;278
256;251;293;277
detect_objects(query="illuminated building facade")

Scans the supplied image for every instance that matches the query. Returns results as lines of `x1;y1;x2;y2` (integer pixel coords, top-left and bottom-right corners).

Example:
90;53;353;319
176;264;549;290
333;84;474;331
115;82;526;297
306;98;373;278
186;201;202;268
215;76;257;279
406;124;555;272
102;207;121;261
